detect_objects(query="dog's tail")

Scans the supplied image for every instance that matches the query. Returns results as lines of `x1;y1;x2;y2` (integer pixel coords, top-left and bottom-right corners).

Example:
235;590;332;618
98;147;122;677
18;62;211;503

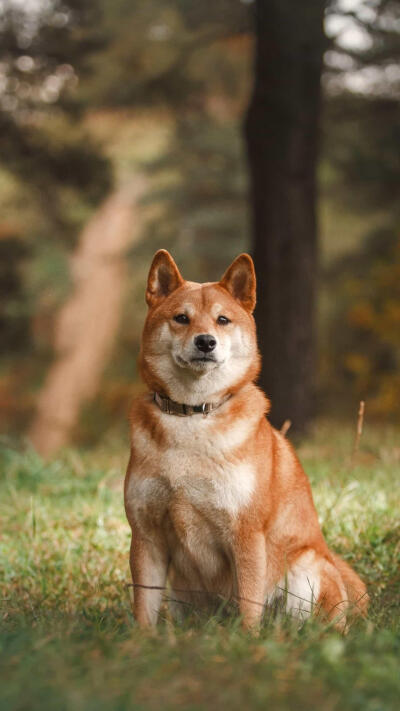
331;552;369;616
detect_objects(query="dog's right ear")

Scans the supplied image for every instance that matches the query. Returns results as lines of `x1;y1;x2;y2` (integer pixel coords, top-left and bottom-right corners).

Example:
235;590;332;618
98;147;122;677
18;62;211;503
146;250;184;307
219;253;256;313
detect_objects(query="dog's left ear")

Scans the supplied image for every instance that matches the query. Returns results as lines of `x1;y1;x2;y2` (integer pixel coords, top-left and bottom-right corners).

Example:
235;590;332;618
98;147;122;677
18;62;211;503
219;253;256;313
146;250;184;307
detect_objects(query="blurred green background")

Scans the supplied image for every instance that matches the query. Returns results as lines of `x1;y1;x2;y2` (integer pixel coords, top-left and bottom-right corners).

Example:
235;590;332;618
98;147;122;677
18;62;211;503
0;0;399;452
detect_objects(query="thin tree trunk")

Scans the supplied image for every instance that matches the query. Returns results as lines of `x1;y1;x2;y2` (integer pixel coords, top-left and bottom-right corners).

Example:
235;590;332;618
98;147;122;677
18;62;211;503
244;0;326;432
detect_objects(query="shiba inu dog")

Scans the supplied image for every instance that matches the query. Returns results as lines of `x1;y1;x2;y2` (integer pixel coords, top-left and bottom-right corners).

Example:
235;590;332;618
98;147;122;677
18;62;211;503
124;250;368;630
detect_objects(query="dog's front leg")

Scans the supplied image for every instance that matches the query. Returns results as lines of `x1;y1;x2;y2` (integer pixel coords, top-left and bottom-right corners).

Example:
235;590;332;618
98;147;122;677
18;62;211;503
234;531;267;630
129;523;168;628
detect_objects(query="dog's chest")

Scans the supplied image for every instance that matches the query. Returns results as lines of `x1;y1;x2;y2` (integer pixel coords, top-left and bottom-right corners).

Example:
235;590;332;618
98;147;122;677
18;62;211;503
126;416;255;529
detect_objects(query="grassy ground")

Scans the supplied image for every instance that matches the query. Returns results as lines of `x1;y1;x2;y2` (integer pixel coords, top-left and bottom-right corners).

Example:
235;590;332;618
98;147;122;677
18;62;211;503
1;422;399;711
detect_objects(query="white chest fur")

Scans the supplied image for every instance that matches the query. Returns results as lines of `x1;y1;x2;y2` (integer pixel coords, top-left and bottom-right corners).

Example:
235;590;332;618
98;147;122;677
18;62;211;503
125;411;256;522
127;461;254;523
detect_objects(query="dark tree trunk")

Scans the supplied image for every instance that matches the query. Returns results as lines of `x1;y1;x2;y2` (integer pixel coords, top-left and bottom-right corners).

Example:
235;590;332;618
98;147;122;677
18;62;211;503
244;0;327;432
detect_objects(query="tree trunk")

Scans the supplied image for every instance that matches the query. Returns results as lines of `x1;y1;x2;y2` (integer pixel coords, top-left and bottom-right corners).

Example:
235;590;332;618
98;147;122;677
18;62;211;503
244;0;326;432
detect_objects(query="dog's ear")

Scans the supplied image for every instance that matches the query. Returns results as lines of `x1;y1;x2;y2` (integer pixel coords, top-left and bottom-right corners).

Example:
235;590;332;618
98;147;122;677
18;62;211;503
219;253;256;313
146;250;184;307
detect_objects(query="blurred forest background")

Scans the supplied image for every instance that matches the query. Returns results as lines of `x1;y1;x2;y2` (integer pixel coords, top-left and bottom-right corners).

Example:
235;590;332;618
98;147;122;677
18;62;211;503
0;0;399;453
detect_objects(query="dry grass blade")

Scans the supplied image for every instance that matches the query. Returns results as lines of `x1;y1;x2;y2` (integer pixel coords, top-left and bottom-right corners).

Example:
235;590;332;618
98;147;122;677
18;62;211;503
352;400;365;465
280;419;292;437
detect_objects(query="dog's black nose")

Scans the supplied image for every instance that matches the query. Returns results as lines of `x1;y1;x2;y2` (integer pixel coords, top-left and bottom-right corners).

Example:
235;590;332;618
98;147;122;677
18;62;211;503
194;334;217;353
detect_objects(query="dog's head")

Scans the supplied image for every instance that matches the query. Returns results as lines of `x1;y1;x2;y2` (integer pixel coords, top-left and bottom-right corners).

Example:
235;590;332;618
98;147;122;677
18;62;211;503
139;250;260;403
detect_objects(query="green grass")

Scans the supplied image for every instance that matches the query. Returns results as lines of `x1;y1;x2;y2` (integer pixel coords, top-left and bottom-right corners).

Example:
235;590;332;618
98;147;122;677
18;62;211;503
1;423;399;711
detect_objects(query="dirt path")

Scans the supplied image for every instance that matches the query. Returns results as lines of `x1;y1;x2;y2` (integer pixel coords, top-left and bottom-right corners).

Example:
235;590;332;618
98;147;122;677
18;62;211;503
29;178;146;456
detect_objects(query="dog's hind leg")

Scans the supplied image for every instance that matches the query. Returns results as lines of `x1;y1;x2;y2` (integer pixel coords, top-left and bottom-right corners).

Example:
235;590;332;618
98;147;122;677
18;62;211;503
277;549;349;631
316;558;350;631
329;552;369;617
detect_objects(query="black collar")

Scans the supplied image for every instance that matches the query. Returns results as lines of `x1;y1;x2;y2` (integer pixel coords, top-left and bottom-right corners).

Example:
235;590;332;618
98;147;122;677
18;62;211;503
153;391;231;417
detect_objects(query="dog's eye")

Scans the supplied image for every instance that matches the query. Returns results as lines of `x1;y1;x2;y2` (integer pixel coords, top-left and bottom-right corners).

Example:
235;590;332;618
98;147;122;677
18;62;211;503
217;315;231;325
174;313;190;324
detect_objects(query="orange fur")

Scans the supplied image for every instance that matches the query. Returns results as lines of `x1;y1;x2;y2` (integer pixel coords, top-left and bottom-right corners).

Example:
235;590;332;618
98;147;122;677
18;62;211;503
124;250;368;630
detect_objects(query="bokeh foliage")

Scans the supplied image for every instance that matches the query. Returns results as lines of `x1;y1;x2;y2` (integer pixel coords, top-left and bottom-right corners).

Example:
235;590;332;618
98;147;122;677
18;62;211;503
0;0;400;439
0;0;112;431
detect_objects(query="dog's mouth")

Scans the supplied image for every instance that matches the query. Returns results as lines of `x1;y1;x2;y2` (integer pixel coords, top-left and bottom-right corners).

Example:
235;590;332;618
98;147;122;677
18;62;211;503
190;356;216;363
175;354;220;369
